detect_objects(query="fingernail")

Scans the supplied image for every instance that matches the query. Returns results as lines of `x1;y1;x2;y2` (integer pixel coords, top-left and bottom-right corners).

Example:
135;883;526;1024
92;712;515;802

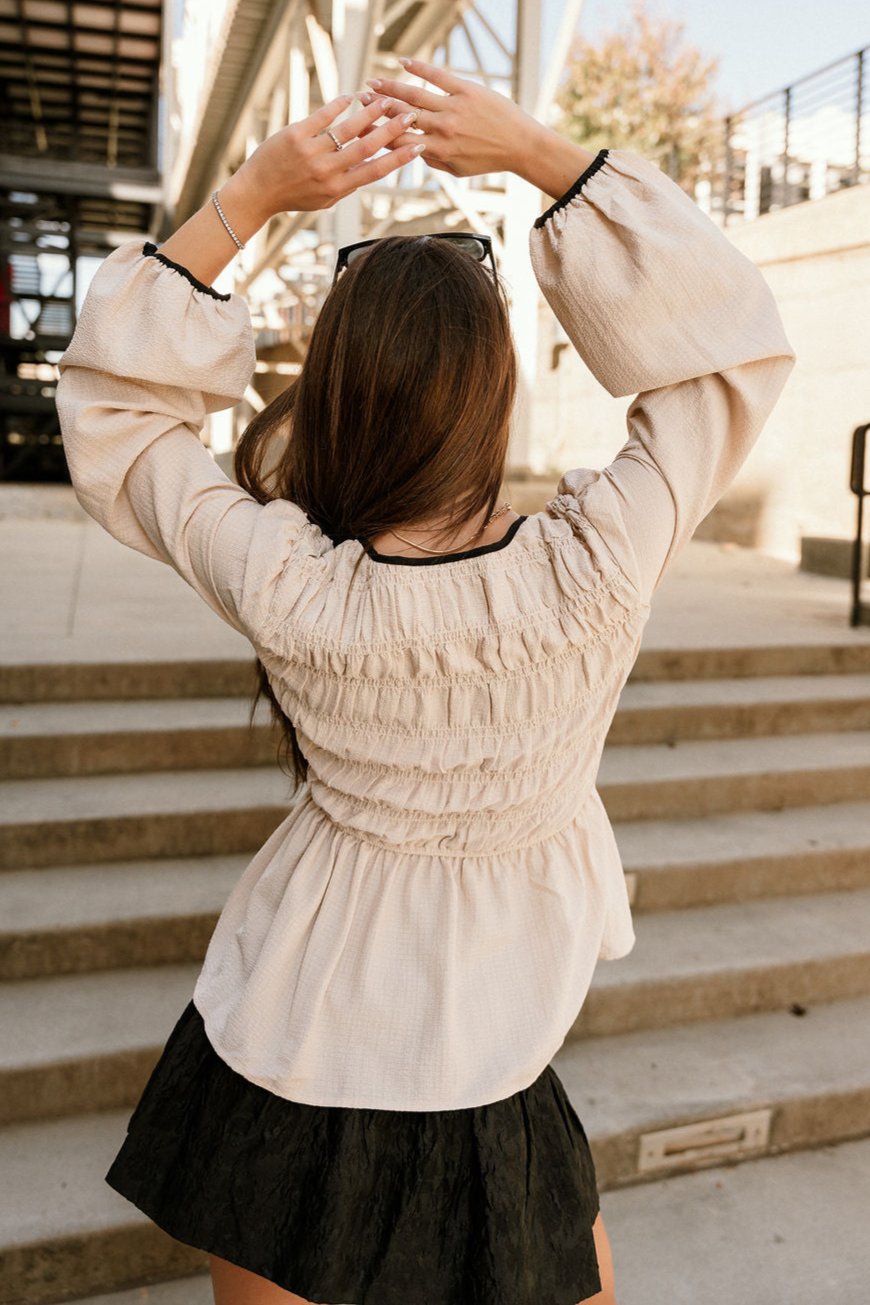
367;78;382;88
411;143;426;154
380;97;393;109
398;57;412;67
402;112;416;124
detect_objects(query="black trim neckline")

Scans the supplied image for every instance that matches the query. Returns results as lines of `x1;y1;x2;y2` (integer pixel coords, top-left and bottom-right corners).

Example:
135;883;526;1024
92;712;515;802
533;149;610;229
359;514;528;566
142;242;232;301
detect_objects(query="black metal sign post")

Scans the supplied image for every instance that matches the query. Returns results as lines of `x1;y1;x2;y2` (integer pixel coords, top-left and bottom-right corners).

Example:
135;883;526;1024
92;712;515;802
850;423;870;627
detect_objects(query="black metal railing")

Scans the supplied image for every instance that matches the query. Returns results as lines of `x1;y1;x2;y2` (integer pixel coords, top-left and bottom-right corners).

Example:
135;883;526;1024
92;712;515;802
719;45;869;225
850;423;870;628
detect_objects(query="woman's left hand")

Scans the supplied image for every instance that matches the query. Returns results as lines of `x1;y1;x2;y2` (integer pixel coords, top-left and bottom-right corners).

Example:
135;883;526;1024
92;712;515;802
224;94;425;221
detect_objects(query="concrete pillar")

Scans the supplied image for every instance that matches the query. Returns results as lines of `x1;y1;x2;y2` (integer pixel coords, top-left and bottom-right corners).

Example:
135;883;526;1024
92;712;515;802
330;0;368;253
504;0;543;475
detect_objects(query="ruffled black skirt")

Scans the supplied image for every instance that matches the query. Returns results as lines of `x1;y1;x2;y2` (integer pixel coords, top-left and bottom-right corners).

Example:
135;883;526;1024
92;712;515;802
105;997;602;1305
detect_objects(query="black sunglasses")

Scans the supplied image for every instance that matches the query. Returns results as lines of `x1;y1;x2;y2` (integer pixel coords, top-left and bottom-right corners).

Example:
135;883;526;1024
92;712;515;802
332;232;497;287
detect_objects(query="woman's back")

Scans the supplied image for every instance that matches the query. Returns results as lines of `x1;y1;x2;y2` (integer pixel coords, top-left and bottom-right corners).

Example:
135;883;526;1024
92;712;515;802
55;147;795;1114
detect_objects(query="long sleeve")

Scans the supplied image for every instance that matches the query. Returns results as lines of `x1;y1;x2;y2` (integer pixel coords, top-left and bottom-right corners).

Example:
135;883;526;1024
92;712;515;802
529;148;796;606
55;239;313;641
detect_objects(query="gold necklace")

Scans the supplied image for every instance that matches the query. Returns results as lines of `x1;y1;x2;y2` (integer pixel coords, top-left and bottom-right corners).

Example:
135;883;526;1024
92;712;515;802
387;502;513;555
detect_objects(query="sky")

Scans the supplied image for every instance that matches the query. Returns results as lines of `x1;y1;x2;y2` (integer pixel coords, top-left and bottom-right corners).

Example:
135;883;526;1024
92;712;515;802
556;0;869;115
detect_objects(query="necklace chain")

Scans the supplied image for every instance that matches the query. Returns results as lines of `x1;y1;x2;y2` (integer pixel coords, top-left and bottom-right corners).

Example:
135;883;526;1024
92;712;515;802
386;502;512;555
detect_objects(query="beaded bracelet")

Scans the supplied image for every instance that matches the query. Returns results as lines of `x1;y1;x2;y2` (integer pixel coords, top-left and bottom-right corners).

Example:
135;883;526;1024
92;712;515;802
211;190;246;251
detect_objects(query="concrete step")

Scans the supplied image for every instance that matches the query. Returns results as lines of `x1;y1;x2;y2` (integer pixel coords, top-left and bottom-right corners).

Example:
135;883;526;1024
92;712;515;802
0;965;198;1126
598;1134;870;1305
3;996;869;1303
618;799;870;911
0;658;258;706
557;994;870;1188
4;801;870;983
0;1109;207;1304
4;731;870;870
598;729;870;820
52;1277;212;1305
608;672;870;744
0;856;248;981
573;886;870;1039
3;641;870;707
4;888;870;1125
5;672;870;781
0;698;278;780
0;767;295;870
63;1135;870;1305
628;641;870;682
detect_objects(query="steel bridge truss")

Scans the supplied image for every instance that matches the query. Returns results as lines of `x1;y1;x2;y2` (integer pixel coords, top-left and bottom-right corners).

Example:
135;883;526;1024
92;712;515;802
165;0;583;465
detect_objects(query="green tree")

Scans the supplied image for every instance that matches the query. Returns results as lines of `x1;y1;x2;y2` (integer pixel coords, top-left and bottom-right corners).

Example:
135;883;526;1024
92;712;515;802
554;0;721;194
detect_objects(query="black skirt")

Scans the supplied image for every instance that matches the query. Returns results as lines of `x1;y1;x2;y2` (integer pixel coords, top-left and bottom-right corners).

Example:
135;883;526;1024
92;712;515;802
105;997;603;1305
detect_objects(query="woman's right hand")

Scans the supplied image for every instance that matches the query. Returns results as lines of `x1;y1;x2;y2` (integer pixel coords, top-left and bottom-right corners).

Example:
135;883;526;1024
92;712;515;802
357;56;543;178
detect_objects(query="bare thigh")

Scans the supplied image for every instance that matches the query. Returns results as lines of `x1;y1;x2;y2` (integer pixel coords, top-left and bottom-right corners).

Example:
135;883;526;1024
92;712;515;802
209;1254;311;1304
582;1209;618;1304
209;1210;617;1305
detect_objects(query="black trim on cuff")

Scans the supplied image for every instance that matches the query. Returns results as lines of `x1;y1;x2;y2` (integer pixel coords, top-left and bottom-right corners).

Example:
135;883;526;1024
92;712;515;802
142;242;232;301
533;148;610;229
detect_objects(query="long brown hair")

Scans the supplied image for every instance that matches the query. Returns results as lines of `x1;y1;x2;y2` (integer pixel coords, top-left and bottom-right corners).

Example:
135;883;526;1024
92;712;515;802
234;233;518;790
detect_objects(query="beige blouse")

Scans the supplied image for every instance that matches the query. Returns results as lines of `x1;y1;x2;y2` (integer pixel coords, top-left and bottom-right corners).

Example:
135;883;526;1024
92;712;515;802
55;148;796;1111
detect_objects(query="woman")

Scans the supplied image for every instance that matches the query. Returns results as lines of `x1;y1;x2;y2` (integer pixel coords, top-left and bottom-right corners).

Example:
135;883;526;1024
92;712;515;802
55;56;795;1305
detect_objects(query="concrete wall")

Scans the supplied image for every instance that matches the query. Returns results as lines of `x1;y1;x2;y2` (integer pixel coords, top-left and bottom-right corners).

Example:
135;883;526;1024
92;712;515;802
527;182;870;563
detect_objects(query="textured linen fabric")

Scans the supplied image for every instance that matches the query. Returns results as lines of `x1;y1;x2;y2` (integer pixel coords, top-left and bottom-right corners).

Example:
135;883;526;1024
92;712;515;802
55;147;796;1112
104;997;603;1305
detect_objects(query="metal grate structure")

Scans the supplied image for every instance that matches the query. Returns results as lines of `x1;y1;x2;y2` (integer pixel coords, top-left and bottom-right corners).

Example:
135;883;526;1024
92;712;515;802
158;0;584;468
3;0;583;480
0;0;165;479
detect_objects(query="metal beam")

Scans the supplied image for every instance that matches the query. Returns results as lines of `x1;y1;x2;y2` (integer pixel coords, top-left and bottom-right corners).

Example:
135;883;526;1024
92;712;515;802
534;0;584;122
0;153;162;202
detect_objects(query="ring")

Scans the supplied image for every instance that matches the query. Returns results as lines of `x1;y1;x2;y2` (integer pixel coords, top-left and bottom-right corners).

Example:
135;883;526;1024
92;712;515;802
408;111;419;129
325;128;344;151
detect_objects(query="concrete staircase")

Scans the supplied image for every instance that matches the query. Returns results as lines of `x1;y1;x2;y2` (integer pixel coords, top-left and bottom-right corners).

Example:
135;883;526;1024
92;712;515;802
2;643;870;1304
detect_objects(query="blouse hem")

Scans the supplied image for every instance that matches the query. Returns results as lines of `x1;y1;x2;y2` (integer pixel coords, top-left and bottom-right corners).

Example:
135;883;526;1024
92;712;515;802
193;992;570;1112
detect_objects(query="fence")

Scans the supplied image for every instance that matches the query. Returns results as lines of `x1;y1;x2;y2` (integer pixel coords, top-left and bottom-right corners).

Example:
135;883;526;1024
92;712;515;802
717;45;869;225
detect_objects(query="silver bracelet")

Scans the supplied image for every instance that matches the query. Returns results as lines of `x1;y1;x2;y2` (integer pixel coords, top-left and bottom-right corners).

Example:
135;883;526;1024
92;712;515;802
211;189;245;251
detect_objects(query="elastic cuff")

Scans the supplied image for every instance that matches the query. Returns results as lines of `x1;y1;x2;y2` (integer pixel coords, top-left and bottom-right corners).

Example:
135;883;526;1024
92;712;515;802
533;148;610;230
142;242;232;302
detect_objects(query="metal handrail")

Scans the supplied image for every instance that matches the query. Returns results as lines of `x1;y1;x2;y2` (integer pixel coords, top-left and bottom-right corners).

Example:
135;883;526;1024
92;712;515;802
849;422;870;627
720;44;869;225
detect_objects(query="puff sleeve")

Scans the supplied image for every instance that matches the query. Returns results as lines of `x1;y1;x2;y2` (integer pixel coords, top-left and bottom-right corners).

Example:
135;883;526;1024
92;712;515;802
529;148;796;606
54;239;313;641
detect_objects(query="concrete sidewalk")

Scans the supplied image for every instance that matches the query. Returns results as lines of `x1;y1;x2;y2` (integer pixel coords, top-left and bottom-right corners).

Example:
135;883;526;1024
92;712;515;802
3;483;869;667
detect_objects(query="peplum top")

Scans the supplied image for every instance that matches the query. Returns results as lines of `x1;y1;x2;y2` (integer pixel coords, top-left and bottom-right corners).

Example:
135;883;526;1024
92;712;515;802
55;148;796;1110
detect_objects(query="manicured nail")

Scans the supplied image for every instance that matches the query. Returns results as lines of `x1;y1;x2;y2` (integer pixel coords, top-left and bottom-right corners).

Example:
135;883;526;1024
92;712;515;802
411;142;426;154
367;78;382;88
398;57;412;67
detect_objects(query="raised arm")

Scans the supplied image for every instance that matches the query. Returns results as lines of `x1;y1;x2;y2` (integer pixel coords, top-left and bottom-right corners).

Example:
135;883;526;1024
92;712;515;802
360;61;797;607
55;94;424;640
526;147;796;605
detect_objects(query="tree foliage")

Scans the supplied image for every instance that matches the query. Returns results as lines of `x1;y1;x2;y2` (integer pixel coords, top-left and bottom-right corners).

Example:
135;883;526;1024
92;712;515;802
554;0;722;193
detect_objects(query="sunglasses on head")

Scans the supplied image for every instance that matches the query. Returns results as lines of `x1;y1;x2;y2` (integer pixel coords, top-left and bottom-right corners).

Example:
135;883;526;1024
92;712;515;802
332;232;497;287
